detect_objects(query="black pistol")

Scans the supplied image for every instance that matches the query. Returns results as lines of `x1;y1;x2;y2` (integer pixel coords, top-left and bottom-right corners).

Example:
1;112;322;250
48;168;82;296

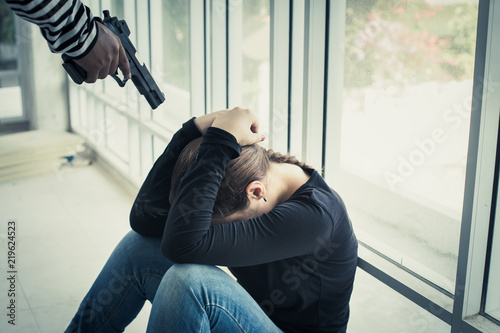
62;10;165;110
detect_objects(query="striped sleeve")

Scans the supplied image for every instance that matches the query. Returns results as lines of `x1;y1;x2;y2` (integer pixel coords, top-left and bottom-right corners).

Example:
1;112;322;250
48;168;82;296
6;0;98;58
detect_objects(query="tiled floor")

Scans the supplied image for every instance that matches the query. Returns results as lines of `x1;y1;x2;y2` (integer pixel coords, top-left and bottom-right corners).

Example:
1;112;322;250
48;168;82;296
0;162;150;332
0;161;451;332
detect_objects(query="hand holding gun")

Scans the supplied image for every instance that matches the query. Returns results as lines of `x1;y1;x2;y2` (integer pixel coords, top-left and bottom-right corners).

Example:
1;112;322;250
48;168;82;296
62;10;165;110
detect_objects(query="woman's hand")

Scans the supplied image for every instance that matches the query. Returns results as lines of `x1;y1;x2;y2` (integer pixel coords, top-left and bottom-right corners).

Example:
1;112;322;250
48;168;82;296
194;109;227;135
211;107;264;146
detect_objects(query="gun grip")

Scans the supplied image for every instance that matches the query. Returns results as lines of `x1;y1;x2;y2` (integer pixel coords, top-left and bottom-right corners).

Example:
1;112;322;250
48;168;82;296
62;55;86;85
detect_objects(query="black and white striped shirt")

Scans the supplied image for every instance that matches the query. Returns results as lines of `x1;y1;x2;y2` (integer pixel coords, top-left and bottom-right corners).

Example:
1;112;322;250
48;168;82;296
6;0;97;59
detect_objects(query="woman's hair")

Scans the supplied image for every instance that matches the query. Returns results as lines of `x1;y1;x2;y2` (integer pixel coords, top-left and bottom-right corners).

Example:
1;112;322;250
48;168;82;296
169;137;311;221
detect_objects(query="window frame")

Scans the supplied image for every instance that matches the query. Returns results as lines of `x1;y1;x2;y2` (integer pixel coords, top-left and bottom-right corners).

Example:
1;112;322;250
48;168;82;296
451;0;500;331
0;17;33;131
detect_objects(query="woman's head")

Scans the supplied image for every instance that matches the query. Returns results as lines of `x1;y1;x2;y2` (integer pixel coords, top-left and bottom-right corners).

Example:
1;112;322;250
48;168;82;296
170;137;271;223
170;137;311;224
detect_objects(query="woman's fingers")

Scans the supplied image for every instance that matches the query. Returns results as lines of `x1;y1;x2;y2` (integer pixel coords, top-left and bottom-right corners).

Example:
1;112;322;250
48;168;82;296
212;107;263;145
194;109;230;135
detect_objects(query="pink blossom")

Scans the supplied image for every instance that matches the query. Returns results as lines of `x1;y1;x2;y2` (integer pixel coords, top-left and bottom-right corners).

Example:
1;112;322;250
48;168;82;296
394;7;406;15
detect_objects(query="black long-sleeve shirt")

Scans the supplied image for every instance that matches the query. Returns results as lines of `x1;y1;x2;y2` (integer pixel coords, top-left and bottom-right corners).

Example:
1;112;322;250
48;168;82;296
130;118;358;333
6;0;97;58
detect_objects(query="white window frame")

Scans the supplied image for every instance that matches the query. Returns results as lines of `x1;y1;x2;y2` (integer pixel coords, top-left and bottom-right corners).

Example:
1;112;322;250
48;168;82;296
452;0;500;331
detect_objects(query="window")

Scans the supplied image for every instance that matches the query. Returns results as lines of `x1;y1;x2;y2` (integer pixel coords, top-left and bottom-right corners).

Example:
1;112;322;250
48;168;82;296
0;1;24;123
335;0;478;295
228;0;271;135
150;0;191;132
68;0;500;331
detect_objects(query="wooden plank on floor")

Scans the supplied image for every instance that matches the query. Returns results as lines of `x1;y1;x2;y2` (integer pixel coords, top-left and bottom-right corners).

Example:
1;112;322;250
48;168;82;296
0;130;84;182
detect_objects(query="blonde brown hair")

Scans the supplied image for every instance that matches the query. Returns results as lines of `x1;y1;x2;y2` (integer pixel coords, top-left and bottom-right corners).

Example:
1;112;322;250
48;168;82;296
169;137;310;221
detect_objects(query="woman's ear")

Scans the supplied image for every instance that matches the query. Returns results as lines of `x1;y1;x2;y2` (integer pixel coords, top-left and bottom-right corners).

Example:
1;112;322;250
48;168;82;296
245;181;266;200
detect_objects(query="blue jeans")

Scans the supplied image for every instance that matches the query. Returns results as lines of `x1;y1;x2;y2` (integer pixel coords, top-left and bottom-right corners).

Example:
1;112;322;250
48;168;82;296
65;231;283;333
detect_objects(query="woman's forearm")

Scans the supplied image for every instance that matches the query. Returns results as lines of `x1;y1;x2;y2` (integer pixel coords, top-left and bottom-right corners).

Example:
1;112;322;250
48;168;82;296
161;127;240;261
129;118;201;237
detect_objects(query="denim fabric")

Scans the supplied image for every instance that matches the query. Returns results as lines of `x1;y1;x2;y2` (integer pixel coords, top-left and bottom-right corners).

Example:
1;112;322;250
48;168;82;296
147;264;284;333
65;231;283;333
65;231;172;332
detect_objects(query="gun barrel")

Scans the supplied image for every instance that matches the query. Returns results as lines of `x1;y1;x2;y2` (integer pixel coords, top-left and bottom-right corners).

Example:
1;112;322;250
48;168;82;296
105;14;165;110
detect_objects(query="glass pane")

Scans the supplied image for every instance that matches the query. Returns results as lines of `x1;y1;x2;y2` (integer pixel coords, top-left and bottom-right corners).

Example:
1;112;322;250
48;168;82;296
350;269;451;332
160;2;190;93
0;0;16;71
0;1;23;119
110;0;124;19
227;0;270;136
242;0;270;121
152;0;190;130
103;0;125;101
338;0;479;291
105;106;129;163
153;136;168;161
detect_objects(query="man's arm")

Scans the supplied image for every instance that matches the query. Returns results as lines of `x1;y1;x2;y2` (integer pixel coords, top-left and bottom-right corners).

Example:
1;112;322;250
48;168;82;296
6;0;96;57
6;0;130;82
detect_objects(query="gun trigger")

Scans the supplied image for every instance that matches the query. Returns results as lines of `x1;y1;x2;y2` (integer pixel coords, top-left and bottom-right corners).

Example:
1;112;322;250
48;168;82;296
111;74;128;87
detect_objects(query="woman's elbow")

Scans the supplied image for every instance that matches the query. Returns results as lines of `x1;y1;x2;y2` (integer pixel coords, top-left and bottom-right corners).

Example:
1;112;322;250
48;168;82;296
161;238;197;263
129;213;166;237
161;238;184;263
129;210;143;234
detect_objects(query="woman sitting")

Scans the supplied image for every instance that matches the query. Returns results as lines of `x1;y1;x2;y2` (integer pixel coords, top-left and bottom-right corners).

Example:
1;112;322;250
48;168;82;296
65;107;358;333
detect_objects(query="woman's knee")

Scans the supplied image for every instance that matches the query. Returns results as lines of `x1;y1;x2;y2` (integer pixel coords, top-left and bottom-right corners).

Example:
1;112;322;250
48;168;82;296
164;263;218;282
115;231;162;257
159;264;222;294
109;231;170;270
